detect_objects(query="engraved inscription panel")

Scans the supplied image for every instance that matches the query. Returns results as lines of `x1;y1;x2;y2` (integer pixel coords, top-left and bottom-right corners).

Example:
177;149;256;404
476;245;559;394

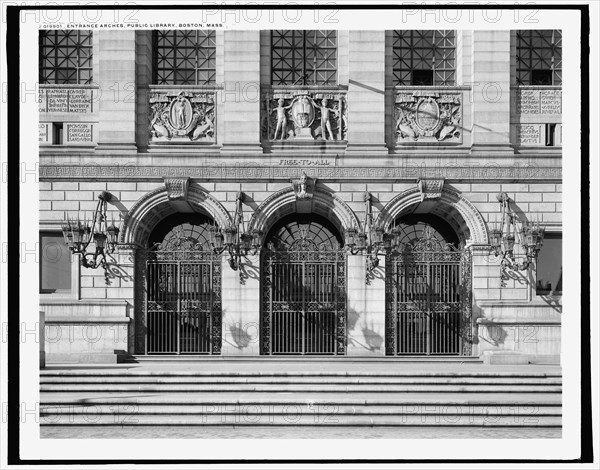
39;123;49;143
66;123;93;143
516;124;542;145
39;88;94;114
516;89;561;115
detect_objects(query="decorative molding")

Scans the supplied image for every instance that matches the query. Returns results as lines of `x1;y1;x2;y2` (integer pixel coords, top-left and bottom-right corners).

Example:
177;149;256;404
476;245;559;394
149;89;216;143
39;165;563;181
291;172;316;200
163;177;189;201
247;185;362;237
375;187;489;245
395;89;463;144
262;87;347;141
120;183;233;247
417;178;445;201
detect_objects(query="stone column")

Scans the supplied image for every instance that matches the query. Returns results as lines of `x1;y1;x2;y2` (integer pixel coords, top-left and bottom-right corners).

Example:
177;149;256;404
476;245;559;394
220;253;261;355
220;30;262;156
470;30;513;153
96;30;137;153
346;254;386;356
346;31;388;155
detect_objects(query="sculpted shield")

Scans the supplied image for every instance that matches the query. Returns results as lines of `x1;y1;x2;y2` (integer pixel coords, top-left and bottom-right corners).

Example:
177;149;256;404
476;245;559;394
415;98;440;132
291;95;315;128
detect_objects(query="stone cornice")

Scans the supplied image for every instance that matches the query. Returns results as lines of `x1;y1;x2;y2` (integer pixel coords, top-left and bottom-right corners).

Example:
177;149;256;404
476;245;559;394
39;164;562;181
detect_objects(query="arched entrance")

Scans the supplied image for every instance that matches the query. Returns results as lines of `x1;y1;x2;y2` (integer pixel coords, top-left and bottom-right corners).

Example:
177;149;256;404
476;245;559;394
260;213;346;355
145;213;221;355
385;214;471;356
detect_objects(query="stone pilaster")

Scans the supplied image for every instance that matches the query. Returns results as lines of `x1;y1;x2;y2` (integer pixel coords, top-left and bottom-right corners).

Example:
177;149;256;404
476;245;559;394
346;254;386;356
220;253;261;355
470;30;513;153
96;30;137;153
346;31;387;154
220;30;262;155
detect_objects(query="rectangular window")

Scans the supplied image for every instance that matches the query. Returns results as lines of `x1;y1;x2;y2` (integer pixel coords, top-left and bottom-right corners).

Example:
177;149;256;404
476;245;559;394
39;30;93;85
516;30;562;85
536;233;562;295
153;30;216;85
40;233;72;294
393;30;456;86
271;30;337;85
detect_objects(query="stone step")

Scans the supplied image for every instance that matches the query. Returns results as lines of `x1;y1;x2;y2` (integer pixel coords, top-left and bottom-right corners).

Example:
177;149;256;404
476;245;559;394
40;403;562;416
38;414;563;427
39;376;562;385
40;391;563;405
126;355;485;363
40;383;562;393
40;425;564;439
39;369;562;378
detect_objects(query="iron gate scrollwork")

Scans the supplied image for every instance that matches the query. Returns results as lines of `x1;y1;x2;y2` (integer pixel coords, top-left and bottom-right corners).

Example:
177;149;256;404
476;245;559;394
145;222;221;354
385;225;472;356
261;219;346;355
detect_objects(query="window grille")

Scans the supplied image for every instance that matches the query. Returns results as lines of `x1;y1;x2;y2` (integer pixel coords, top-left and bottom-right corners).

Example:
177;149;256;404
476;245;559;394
271;30;337;85
392;30;456;86
516;30;562;85
153;30;216;85
39;30;93;84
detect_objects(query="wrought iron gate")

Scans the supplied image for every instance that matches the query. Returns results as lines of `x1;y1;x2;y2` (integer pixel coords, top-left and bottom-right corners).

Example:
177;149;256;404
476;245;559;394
261;219;346;355
386;225;472;355
145;222;221;355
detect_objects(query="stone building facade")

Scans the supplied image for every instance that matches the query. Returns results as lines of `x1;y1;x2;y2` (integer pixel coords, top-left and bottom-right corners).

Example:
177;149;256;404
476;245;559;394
38;29;562;363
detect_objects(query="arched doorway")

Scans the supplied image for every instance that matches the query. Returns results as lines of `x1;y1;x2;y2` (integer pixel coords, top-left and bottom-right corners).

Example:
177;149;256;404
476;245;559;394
145;213;221;355
260;213;346;355
385;214;472;356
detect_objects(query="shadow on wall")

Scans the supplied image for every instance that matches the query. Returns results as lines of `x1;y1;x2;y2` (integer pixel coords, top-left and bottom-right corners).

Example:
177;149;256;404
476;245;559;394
239;259;260;285
472;299;508;348
221;309;257;350
347;307;384;352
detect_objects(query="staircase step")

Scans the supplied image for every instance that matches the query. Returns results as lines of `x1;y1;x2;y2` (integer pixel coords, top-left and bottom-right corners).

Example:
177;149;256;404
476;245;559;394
38;414;562;427
40;383;562;393
40;425;563;439
39;376;562;385
40;391;563;406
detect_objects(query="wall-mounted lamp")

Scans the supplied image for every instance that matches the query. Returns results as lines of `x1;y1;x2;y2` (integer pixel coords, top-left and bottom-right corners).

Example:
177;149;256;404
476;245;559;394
344;192;387;274
490;192;545;284
61;191;120;282
209;192;262;270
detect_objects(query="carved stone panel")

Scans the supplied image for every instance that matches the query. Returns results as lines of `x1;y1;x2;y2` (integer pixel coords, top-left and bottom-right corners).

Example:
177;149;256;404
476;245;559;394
164;177;189;201
418;178;445;201
291;172;316;200
149;90;216;144
262;89;348;142
395;91;462;144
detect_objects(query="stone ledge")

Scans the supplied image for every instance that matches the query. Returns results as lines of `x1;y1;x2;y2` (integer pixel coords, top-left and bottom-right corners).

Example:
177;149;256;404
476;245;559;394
482;350;560;365
45;316;130;324
47;352;127;364
477;318;561;325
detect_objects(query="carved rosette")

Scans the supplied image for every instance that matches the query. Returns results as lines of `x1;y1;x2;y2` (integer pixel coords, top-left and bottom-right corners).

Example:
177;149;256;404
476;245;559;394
262;88;348;142
149;90;216;143
395;91;462;143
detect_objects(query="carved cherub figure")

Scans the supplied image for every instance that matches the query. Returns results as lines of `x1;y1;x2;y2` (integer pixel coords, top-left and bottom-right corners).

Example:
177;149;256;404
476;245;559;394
271;98;293;140
319;98;338;140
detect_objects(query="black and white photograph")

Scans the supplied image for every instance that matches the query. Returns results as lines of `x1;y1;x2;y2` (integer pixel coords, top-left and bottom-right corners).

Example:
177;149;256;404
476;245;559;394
1;1;597;468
